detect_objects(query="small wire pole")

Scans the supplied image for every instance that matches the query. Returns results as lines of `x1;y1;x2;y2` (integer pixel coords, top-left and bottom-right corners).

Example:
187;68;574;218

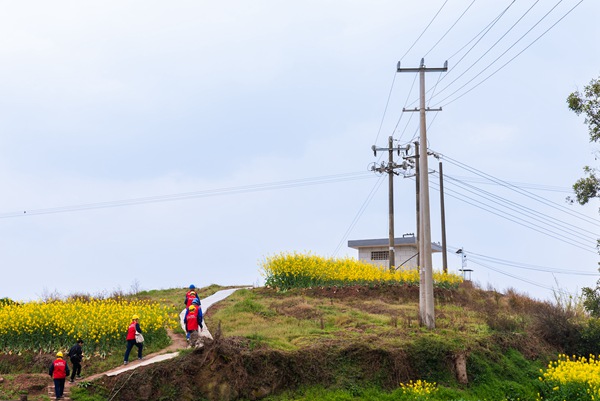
439;159;448;274
371;137;411;271
398;58;448;329
387;136;396;269
456;248;471;280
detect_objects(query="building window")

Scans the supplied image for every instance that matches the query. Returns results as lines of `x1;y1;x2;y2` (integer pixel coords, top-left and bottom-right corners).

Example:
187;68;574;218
371;251;389;261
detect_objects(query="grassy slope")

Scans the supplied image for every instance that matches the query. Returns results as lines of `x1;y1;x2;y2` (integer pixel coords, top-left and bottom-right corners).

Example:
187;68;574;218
200;283;557;400
1;283;568;401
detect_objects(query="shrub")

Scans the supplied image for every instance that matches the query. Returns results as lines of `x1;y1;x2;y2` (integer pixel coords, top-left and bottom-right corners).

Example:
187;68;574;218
530;302;582;355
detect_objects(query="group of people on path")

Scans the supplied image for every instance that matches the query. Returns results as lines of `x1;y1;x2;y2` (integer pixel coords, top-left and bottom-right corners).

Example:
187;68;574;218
49;313;145;399
183;284;204;348
49;284;204;399
48;339;83;399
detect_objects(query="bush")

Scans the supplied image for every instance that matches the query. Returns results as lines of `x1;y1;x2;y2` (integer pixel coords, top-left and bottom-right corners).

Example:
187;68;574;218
530;302;582;355
578;318;600;356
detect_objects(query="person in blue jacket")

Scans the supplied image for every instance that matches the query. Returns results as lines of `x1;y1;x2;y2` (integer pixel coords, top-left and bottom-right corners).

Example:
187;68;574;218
184;298;203;342
184;284;201;308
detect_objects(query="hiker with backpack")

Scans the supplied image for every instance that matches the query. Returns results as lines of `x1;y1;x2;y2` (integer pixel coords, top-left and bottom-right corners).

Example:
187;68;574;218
123;314;143;365
68;339;84;383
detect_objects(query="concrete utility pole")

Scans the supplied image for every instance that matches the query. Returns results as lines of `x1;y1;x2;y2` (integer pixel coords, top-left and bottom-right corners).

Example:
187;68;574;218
371;136;410;271
398;58;447;329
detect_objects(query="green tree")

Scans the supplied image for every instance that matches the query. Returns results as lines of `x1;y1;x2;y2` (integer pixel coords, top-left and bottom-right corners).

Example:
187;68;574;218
567;77;600;205
568;76;600;315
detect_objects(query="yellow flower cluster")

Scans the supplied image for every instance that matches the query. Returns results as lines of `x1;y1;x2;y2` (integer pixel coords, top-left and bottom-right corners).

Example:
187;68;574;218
399;379;438;397
539;354;600;400
0;298;174;354
261;252;462;290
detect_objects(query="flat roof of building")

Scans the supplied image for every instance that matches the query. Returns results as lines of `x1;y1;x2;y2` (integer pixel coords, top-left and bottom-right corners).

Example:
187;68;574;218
348;237;442;252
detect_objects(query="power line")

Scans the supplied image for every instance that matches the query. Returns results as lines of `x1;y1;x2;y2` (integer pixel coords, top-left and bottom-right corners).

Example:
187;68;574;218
423;0;477;58
440;153;600;226
432;0;542;100
445;174;571;193
332;175;386;257
373;72;398;147
400;0;449;62
466;251;598;276
405;1;517;110
468;258;574;296
439;0;584;107
442;173;600;240
2;172;374;219
428;179;597;253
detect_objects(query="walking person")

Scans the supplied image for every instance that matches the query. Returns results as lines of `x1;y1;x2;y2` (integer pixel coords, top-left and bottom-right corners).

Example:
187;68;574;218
184;301;203;347
68;339;84;383
184;284;201;307
49;351;70;399
123;314;143;365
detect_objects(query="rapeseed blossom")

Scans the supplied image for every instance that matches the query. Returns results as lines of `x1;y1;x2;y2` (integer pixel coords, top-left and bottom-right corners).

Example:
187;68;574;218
0;298;175;354
399;379;438;399
538;354;600;400
261;252;462;290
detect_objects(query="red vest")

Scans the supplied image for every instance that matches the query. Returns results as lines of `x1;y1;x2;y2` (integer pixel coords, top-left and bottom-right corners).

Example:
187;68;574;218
185;291;197;307
186;309;199;331
52;359;67;379
126;322;137;340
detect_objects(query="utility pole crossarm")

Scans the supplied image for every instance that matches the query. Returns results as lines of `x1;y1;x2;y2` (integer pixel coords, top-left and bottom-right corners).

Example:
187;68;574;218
397;59;448;73
403;107;443;112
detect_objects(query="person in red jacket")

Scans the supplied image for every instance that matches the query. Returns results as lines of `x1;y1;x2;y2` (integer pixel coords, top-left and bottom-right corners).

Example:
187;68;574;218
184;284;201;308
123;314;143;365
184;302;203;347
49;351;70;399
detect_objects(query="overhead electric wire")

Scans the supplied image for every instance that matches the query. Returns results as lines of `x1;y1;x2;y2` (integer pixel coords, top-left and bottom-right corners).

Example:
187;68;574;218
446;3;512;61
467;258;573;295
432;0;542;100
428;179;598;253
393;73;419;141
440;153;600;226
332;175;386;256
446;245;582;296
423;0;477;58
404;1;516;109
399;0;449;62
442;0;515;74
1;172;375;219
445;174;571;193
465;251;598;276
441;173;600;240
373;72;398;146
439;0;584;107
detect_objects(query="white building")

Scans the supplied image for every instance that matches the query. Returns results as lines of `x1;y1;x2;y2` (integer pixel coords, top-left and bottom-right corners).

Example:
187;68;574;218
348;234;442;269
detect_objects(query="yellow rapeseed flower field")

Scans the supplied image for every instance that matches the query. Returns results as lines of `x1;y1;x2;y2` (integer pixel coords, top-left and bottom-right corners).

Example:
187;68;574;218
260;252;462;290
538;354;600;400
0;298;175;355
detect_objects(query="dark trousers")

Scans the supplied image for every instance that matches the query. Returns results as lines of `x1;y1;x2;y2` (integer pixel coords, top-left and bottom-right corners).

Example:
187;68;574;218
53;378;65;398
70;358;81;380
124;339;143;362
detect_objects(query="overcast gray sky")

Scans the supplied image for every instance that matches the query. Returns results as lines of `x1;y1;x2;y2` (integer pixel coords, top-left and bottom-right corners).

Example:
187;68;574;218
1;0;599;302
